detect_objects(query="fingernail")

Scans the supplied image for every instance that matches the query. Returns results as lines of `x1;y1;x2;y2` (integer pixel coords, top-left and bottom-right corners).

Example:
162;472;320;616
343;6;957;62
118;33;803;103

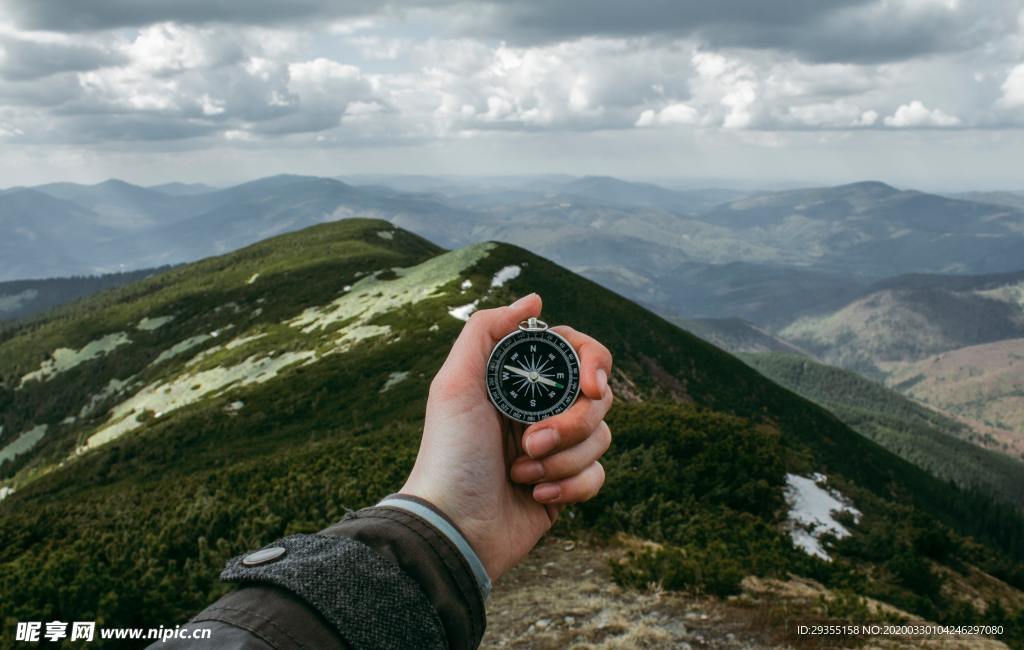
534;483;561;503
515;460;545;483
511;293;537;308
526;428;559;458
596;368;608;394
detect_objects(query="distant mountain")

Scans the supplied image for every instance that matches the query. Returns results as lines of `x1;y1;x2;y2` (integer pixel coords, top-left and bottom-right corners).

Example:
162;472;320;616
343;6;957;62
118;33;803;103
0;189;114;281
2;218;1022;645
947;191;1024;212
885;338;1024;454
4;175;1024;333
676;317;809;355
102;174;482;268
33;179;193;230
779;269;1024;376
741;352;1024;507
699;181;1024;275
555;175;747;212
149;182;216;196
0;268;171;323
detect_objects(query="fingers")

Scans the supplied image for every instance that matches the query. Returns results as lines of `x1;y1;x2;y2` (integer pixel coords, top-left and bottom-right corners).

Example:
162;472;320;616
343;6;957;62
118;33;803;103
511;421;611;484
532;461;606;505
551;325;612;400
523;387;613;458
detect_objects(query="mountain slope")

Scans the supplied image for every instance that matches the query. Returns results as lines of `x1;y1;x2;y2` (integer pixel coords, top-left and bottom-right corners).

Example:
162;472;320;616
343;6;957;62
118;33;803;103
677;317;810;355
0;219;1022;647
700;181;1024;276
884;339;1024;453
780;270;1024;376
740;352;1024;508
0;267;171;323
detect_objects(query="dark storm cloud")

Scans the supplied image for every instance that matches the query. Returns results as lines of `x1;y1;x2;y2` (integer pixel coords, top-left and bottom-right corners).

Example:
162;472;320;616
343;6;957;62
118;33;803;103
2;0;387;31
0;37;125;81
470;0;997;64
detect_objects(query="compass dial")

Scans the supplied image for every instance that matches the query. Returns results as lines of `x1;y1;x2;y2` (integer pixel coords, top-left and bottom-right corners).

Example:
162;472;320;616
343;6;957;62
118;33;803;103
486;328;581;424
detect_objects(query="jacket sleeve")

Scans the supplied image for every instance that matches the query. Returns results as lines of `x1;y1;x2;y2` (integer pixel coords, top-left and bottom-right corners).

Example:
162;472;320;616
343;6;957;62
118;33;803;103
153;494;489;650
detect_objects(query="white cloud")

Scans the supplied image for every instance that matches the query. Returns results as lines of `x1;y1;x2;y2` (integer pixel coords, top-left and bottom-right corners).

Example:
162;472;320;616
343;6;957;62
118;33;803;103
998;63;1024;108
883;100;961;127
635;103;698;127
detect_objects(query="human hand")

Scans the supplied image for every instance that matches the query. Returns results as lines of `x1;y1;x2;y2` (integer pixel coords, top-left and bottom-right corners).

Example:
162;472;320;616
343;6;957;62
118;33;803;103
400;293;614;581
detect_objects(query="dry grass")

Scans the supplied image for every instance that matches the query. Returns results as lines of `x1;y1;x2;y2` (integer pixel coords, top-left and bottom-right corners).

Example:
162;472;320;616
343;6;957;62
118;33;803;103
482;536;1012;650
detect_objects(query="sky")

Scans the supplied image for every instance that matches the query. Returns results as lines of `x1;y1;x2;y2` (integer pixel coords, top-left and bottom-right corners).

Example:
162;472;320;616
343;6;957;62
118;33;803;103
1;0;1023;190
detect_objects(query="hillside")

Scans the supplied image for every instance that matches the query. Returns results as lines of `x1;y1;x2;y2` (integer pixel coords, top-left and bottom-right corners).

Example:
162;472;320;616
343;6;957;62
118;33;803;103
780;271;1024;376
739;352;1024;509
677;317;809;355
699;181;1024;276
883;339;1024;455
0;268;171;323
1;219;1023;647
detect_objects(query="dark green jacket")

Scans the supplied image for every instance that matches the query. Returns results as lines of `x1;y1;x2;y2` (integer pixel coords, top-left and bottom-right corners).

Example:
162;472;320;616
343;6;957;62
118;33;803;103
154;495;489;650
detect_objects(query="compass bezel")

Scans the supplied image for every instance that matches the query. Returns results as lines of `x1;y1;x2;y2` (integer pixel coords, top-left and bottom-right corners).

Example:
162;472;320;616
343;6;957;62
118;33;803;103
485;327;581;424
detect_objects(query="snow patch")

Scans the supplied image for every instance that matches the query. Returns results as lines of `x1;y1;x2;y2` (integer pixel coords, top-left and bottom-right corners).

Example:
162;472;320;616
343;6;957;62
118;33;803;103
380;371;410;393
247;273;260;285
490;265;521;288
784;473;861;561
153;334;212;365
137;315;174;331
80;351;317;453
0;486;13;501
449;300;478;321
0;424;48;465
226;333;268;350
20;333;131;386
461;279;473;290
377;230;394;240
289;243;494;339
80;377;135;417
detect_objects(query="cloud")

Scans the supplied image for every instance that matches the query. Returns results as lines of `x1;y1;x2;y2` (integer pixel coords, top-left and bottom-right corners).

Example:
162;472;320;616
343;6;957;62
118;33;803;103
635;103;698;127
2;0;386;31
0;36;124;81
458;0;1008;64
883;100;961;127
999;64;1024;108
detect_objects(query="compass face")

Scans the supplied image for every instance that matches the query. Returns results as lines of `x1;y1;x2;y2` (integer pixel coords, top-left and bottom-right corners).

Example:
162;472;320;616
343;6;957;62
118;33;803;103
486;328;581;424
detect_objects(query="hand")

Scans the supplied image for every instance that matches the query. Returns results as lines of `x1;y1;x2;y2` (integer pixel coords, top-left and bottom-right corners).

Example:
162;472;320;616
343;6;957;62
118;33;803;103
400;293;614;581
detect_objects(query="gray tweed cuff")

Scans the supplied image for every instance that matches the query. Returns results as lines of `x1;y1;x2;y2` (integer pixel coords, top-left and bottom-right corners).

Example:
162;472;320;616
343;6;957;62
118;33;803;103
221;533;446;650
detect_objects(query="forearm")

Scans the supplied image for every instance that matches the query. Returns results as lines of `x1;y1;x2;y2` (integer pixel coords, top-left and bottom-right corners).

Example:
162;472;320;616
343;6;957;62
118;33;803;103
155;495;488;650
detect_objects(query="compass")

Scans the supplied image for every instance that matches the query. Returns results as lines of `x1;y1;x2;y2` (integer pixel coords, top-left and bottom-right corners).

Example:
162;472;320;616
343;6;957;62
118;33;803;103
485;317;581;424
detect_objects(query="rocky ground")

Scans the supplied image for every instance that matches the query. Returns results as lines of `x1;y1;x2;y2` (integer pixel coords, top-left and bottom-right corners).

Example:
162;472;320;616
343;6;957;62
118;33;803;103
481;535;1010;650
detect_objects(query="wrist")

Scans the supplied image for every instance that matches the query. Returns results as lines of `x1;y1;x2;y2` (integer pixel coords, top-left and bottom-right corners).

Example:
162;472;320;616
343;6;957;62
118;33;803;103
386;491;495;595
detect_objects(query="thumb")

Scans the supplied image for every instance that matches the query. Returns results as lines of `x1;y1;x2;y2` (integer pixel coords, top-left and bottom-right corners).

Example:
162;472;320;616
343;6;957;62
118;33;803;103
441;293;543;380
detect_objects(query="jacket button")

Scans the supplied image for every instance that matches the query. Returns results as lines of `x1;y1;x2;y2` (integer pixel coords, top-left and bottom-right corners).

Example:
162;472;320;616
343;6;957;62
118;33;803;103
242;546;287;566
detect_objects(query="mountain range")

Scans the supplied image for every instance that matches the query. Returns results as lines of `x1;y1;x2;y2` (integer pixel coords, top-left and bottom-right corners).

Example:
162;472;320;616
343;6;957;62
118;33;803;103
1;219;1023;647
5;175;1024;295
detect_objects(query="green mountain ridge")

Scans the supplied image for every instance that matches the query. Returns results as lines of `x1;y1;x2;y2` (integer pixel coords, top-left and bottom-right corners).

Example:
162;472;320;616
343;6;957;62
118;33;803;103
1;219;1022;647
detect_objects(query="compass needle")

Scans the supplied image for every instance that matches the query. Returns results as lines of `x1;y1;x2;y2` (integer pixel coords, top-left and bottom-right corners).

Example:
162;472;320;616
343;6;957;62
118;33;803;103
486;317;581;424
